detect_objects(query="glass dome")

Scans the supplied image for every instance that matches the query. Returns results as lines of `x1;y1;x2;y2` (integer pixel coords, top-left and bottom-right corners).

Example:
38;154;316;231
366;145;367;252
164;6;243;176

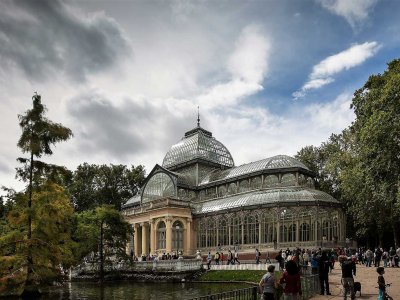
162;127;234;169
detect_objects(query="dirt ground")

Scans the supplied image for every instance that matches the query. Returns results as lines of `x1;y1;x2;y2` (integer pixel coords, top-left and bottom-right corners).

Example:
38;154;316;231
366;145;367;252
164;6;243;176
311;264;399;299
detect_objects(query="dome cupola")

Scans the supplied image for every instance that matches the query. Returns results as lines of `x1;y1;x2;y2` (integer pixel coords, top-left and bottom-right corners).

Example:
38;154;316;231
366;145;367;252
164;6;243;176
162;125;234;170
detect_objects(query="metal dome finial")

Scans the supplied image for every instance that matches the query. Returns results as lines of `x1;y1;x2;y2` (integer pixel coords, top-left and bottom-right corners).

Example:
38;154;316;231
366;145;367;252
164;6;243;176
197;106;200;127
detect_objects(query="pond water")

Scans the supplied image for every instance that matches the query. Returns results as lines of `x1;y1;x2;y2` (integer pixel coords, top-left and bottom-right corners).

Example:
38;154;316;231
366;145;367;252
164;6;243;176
35;281;251;300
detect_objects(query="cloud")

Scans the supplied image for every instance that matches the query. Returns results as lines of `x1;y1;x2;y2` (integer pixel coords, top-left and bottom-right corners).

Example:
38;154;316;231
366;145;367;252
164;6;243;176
293;41;381;99
197;25;270;109
304;92;355;130
0;0;131;82
316;0;378;28
66;90;196;161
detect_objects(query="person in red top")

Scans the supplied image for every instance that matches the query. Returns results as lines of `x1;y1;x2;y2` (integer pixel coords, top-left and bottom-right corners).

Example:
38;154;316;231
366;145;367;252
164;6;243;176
279;260;302;300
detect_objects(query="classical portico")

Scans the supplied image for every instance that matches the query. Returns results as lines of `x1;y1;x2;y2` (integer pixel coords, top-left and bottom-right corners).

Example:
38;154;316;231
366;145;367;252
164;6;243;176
124;198;194;256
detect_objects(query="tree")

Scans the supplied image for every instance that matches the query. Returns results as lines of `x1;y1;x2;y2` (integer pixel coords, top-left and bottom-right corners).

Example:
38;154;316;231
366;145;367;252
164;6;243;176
7;93;73;295
0;182;75;296
350;59;400;247
69;163;145;211
74;205;132;282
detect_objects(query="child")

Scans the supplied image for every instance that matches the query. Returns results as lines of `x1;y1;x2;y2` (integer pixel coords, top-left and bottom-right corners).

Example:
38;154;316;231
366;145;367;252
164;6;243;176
377;267;385;300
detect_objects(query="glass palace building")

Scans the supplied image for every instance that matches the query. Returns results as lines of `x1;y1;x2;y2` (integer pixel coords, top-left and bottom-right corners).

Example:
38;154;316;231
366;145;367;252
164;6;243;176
122;123;345;257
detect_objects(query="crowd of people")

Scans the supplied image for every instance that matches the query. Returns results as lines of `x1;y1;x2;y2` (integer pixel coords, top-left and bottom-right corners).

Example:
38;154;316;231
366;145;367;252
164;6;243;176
259;246;398;300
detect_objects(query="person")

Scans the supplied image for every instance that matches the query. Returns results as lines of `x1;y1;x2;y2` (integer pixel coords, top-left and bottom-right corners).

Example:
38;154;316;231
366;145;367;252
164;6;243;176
310;253;318;275
376;267;386;300
256;248;261;264
214;251;220;265
259;264;278;300
207;251;212;270
341;256;356;300
265;251;271;264
275;251;284;271
234;250;240;264
279;260;302;300
382;249;388;267
228;250;234;265
318;252;331;295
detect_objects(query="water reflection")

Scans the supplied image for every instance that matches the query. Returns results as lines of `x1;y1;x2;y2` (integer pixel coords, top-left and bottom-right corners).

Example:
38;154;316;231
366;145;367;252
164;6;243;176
39;281;250;300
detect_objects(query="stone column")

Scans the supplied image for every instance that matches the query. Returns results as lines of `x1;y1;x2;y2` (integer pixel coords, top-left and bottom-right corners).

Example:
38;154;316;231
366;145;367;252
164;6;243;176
186;219;192;255
134;223;139;257
141;222;148;256
276;221;280;244
166;218;172;254
296;220;300;243
150;219;156;255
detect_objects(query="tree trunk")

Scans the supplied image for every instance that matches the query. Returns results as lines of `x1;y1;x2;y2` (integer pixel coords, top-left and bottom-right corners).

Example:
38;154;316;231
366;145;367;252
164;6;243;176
99;220;104;283
392;221;398;249
22;151;40;296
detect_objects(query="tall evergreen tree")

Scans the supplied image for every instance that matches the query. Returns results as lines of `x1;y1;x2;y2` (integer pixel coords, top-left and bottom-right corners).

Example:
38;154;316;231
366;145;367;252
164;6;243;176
1;93;73;295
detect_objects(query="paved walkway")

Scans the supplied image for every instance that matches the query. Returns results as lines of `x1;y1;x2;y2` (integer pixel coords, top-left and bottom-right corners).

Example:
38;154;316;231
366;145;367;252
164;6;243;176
311;264;399;299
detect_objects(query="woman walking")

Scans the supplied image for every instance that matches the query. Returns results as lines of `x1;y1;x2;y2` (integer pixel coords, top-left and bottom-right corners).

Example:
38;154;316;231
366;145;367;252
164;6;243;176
279;260;302;300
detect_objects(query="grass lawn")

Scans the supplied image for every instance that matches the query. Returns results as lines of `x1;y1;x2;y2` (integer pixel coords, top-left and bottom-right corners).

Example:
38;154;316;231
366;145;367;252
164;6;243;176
197;270;275;284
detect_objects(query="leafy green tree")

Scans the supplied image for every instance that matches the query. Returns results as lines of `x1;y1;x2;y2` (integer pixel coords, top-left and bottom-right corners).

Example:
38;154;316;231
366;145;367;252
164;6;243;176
1;93;73;295
350;59;400;247
0;182;75;296
74;205;132;282
69;163;145;211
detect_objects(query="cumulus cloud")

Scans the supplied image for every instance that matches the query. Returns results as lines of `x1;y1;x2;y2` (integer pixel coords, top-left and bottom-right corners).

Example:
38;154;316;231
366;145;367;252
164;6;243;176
66;91;196;161
198;25;270;109
0;0;131;82
316;0;378;28
293;41;381;99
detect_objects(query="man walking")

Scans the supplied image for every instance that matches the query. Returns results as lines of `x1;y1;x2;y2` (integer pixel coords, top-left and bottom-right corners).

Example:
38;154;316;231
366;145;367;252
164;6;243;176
341;256;356;300
318;252;331;295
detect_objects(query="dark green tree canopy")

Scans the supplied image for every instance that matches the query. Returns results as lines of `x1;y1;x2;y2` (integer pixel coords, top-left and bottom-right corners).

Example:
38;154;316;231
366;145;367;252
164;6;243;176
69;163;145;211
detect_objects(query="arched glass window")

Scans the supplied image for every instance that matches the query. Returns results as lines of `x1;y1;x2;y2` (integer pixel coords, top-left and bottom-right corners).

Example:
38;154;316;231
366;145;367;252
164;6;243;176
239;180;250;193
322;220;331;240
250;177;262;190
172;220;184;251
197;220;207;248
157;221;166;249
244;215;258;244
231;216;242;245
227;183;237;195
263;175;279;188
218;185;227;197
300;223;310;241
281;174;296;186
279;225;288;243
142;172;175;203
207;219;217;247
288;224;296;242
332;218;339;239
218;219;229;246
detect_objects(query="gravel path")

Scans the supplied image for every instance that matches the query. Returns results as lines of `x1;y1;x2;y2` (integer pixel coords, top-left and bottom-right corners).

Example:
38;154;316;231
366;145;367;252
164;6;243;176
311;264;399;299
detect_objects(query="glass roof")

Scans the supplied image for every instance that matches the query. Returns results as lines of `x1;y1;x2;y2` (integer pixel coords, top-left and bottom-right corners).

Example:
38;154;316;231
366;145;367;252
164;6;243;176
123;194;141;208
193;187;338;214
200;155;309;185
162;126;234;169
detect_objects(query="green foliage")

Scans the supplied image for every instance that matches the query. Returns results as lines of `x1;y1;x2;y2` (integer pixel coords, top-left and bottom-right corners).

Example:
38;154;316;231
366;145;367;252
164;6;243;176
197;270;266;283
0;182;75;295
69;163;145;211
1;93;74;295
296;59;400;246
73;205;133;281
